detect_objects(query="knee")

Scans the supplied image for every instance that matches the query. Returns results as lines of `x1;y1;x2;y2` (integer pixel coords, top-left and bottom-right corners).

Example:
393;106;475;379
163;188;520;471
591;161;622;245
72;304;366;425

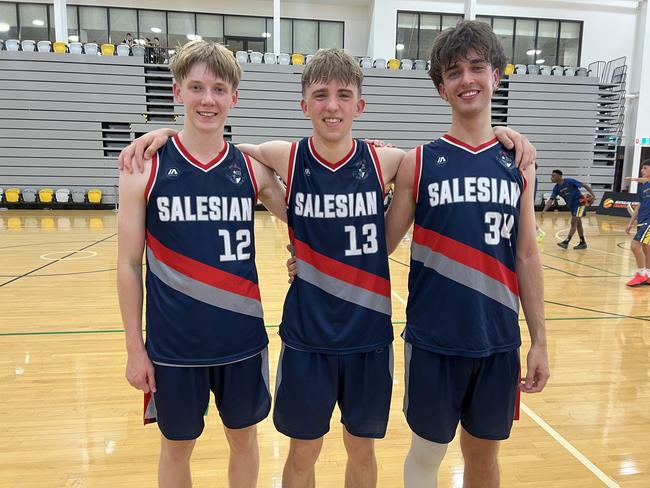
408;434;447;469
160;439;195;464
287;439;322;471
224;425;257;455
343;437;375;465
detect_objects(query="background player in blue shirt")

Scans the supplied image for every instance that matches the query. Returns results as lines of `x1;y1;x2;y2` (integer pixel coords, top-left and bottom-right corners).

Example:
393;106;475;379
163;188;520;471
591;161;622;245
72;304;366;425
117;41;286;488
624;160;650;286
385;21;549;488
541;169;596;249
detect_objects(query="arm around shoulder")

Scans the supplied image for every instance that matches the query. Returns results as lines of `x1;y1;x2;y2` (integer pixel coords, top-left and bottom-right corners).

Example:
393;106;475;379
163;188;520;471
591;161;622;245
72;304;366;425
385;148;417;254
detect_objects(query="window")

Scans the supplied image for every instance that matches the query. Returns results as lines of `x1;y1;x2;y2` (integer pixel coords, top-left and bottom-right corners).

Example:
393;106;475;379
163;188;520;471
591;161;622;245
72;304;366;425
537;20;558;66
109;8;137;45
224;15;265;38
197;14;223;43
48;5;78;42
18;3;48;41
139;10;166;47
0;3;18;41
441;15;461;30
419;14;440;60
293;19;317;54
79;6;107;44
168;11;195;47
559;21;581;66
493;17;514;63
396;12;418;60
319;21;343;50
513;19;536;65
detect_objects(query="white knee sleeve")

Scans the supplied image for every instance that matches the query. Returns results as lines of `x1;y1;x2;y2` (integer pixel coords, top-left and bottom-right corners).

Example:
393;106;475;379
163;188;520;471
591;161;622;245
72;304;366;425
404;432;448;488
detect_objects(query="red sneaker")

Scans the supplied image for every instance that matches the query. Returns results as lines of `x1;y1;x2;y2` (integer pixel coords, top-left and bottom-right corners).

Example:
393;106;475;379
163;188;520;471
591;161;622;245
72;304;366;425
626;273;647;287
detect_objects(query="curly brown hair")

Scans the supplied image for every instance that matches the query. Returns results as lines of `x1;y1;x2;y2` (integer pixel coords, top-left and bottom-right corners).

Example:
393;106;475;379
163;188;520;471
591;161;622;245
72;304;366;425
428;20;506;94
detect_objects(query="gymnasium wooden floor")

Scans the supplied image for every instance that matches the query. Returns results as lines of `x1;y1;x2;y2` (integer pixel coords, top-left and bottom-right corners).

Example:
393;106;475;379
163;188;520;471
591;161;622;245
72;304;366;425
1;209;648;487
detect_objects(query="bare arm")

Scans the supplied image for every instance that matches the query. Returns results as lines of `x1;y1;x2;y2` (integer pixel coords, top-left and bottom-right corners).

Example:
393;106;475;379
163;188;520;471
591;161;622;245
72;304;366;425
626;205;640;234
250;157;288;223
581;182;596;199
373;146;406;186
516;164;549;394
385;149;417;254
118;128;178;173
625;176;650;183
117;164;157;394
493;126;537;169
238;141;292;182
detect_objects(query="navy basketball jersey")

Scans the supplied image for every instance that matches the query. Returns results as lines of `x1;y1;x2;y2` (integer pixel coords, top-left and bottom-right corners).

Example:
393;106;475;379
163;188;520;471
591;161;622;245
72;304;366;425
144;134;268;366
405;135;525;357
281;138;393;353
638;182;650;224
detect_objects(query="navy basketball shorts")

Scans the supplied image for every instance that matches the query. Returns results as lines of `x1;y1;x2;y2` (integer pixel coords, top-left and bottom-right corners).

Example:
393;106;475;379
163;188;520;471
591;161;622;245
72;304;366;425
403;343;520;444
633;221;650;244
152;348;271;440
571;204;588;218
273;343;394;440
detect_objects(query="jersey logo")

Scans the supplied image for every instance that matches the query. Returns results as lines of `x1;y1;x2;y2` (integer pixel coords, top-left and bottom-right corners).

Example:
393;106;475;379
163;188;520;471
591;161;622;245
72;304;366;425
304;168;311;176
436;155;447;167
497;150;514;169
226;163;244;185
351;159;369;180
167;168;180;178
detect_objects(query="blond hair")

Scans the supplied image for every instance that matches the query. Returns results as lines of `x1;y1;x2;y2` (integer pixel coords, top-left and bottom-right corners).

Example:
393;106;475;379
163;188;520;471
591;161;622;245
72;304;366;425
170;40;242;90
301;48;363;96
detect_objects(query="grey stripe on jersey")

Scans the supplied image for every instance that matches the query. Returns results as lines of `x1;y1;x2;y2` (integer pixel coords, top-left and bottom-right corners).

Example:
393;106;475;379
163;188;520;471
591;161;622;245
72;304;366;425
147;246;264;318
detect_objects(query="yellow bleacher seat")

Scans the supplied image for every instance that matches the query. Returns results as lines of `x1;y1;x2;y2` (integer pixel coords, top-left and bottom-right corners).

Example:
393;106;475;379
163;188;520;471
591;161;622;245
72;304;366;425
387;58;400;70
53;41;67;53
38;188;54;204
504;63;515;76
100;43;115;56
87;188;103;204
5;187;20;203
291;53;305;65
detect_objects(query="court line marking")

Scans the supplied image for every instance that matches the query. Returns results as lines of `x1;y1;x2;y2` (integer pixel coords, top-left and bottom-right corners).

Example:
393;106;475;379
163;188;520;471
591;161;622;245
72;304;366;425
391;289;408;306
40;250;97;261
521;403;620;487
554;228;630;259
541;252;624;276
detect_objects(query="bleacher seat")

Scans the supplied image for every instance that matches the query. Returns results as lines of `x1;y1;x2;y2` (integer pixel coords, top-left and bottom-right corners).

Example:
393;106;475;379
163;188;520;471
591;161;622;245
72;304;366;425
5;188;20;203
401;59;413;70
71;188;86;204
55;188;70;204
84;43;98;55
291;53;305;65
551;65;563;75
305;54;314;64
87;189;103;204
116;44;130;56
22;188;37;203
0;188;3;202
539;65;551;75
6;39;19;51
132;44;145;57
53;41;67;53
278;53;290;65
249;51;263;63
235;51;248;63
387;58;400;70
0;39;4;51
503;63;515;76
515;64;527;74
373;58;386;69
38;188;54;204
527;64;540;75
68;42;82;54
21;40;36;52
100;44;115;56
264;52;276;64
564;66;576;76
414;59;427;70
37;40;51;52
575;67;588;77
359;57;372;69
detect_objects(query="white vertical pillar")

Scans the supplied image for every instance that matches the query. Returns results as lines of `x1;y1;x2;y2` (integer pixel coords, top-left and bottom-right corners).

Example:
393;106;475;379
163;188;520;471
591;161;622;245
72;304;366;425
465;0;477;20
626;0;649;193
273;0;281;55
53;0;68;43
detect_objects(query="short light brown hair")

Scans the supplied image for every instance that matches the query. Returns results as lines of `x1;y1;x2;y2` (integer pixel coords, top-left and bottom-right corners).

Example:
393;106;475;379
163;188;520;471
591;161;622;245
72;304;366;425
428;20;506;94
301;48;363;96
170;40;242;90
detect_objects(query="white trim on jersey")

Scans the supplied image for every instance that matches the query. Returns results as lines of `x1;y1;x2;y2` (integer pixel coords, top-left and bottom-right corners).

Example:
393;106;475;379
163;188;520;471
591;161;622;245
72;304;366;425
440;134;499;155
171;135;231;173
145;152;160;202
285;142;299;206
366;142;385;196
414;145;424;204
307;137;358;172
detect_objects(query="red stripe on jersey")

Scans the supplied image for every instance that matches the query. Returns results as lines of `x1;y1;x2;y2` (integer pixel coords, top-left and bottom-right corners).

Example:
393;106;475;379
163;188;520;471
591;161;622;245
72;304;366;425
285;142;298;206
146;231;261;300
144;153;158;201
308;137;356;170
442;134;499;153
367;143;386;197
173;133;229;170
413;146;422;203
413;224;519;296
242;152;259;202
289;227;390;297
